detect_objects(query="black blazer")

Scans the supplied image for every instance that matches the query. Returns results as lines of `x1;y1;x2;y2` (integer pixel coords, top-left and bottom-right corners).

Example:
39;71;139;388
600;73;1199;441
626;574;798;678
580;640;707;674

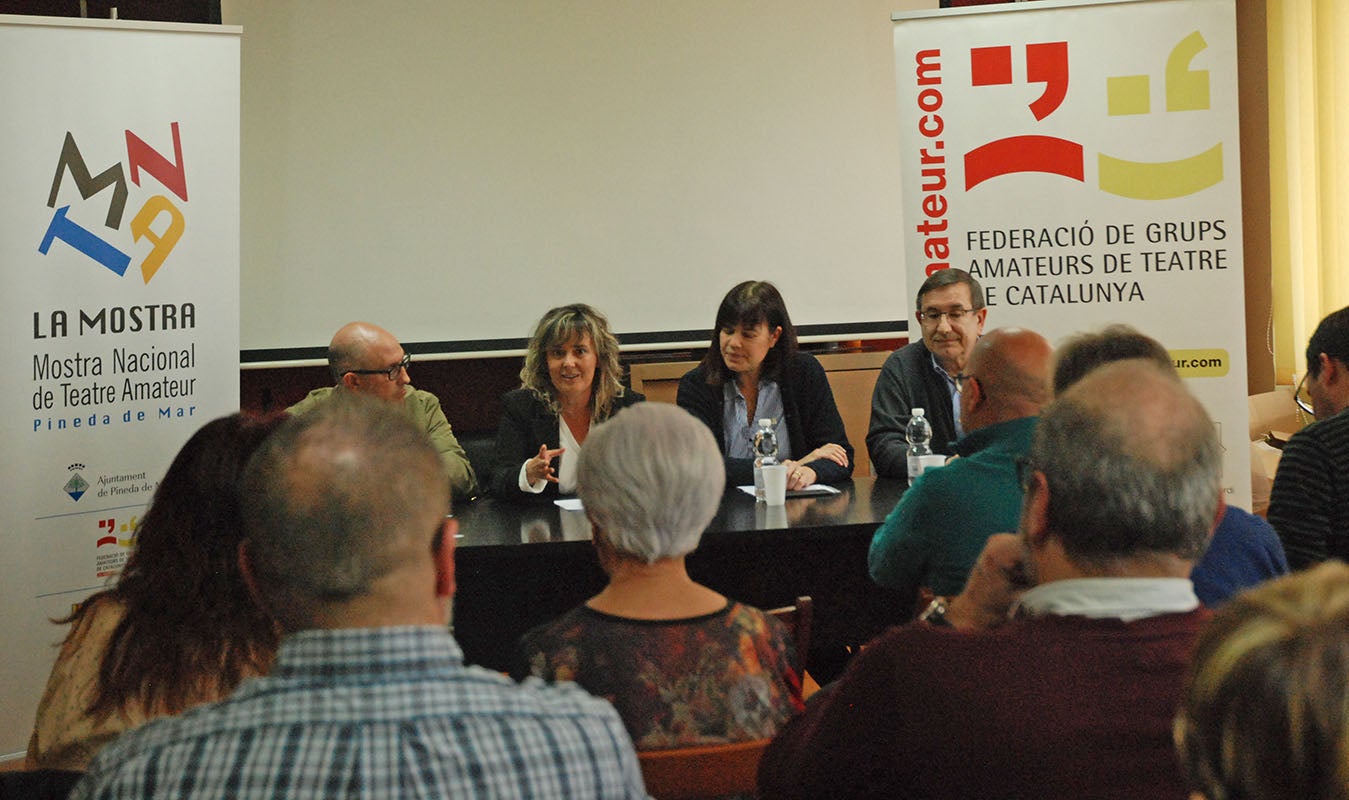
676;351;854;487
490;387;646;501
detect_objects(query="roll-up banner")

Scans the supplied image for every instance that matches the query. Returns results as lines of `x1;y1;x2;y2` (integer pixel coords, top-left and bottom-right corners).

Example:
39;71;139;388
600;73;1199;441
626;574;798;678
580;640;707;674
0;15;240;756
893;0;1251;507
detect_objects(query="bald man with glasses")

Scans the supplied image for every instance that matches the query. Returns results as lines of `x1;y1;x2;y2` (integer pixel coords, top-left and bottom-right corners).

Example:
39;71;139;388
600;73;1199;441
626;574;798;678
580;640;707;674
289;321;478;501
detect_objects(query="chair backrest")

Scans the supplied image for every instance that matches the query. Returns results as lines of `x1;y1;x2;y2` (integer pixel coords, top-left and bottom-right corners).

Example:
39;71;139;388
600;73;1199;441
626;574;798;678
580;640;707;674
638;738;771;800
0;769;83;800
765;595;812;676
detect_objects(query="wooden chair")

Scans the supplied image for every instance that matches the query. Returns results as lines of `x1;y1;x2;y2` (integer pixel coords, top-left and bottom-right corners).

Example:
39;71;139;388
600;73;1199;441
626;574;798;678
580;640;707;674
766;596;812;675
766;595;819;697
638;738;771;800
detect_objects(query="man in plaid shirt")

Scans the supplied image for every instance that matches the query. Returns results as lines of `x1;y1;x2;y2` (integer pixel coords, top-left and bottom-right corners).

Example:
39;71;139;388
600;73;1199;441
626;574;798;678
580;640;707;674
71;394;647;800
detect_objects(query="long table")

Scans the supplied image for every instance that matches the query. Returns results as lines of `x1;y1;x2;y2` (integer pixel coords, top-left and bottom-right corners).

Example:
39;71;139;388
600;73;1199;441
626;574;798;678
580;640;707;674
451;476;912;679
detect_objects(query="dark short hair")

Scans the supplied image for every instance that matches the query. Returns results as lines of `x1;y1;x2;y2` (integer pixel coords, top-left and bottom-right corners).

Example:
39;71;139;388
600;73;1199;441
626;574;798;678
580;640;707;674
699;281;798;385
1306;306;1349;378
915;268;984;311
1052;324;1174;394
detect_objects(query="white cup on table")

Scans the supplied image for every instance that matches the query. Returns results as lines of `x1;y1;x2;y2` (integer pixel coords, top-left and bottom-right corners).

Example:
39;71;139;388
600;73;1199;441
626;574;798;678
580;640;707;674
761;463;788;505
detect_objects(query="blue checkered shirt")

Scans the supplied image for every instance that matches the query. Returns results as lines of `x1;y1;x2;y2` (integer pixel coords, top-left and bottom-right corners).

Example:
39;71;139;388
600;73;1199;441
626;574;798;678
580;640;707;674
70;626;649;799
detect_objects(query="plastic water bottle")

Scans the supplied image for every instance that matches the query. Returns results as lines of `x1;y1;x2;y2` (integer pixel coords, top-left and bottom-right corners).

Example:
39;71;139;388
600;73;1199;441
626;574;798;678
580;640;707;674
753;418;779;502
906;407;933;486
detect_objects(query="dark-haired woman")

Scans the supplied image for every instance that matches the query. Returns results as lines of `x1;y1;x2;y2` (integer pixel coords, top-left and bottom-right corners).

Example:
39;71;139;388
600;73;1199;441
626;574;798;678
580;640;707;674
491;303;644;500
27;413;283;771
677;280;852;489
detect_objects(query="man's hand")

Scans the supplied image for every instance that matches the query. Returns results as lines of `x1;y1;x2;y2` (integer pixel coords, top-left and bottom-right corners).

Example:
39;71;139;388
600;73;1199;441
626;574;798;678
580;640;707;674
944;533;1034;632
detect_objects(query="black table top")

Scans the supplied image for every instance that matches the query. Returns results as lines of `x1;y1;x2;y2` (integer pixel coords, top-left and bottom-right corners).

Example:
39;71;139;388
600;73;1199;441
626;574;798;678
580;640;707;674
452;475;907;552
448;475;911;675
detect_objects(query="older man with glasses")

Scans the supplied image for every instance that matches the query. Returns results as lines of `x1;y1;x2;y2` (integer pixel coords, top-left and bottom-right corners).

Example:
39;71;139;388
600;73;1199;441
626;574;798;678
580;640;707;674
288;321;478;501
867;268;988;480
1268;305;1349;568
761;360;1219;800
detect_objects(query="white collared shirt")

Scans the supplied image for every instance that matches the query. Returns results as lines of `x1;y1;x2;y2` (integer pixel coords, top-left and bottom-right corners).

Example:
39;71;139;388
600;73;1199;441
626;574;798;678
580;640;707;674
1014;577;1200;623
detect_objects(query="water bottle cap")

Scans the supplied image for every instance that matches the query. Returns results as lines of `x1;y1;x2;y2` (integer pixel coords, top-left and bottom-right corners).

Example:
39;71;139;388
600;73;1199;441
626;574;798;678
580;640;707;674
912;407;925;416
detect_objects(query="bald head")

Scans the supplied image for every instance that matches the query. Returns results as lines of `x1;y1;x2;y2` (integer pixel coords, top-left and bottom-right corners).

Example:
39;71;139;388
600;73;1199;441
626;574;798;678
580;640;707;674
1030;360;1220;565
329;322;409;403
242;393;450;630
961;327;1053;431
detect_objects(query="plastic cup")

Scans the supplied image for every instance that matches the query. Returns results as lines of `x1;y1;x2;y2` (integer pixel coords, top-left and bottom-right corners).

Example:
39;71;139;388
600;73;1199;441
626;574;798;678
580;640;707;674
762;464;788;505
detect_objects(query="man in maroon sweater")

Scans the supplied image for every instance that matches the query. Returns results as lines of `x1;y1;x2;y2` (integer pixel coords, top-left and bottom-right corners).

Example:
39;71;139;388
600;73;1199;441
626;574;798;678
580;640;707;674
759;360;1221;800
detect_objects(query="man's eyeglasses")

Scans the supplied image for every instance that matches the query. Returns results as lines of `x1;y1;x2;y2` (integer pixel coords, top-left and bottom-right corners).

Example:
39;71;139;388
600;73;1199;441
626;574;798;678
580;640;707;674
1294;371;1315;417
919;307;977;325
954;373;977;393
1015;456;1037;491
347;353;410;381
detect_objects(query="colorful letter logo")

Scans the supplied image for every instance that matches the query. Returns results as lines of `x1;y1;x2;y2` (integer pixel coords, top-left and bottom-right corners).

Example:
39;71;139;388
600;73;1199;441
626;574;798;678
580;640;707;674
40;122;188;283
962;33;1224;200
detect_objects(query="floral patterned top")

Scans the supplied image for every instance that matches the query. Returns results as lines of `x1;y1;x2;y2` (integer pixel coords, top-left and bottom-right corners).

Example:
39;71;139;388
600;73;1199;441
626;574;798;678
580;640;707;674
516;601;804;751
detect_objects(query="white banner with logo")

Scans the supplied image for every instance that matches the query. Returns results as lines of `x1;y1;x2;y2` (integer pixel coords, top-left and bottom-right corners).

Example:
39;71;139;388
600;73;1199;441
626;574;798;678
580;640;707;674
893;0;1251;507
0;16;240;756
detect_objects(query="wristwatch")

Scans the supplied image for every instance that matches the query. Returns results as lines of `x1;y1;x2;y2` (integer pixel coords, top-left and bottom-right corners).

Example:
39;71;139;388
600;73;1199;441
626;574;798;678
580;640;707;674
919;596;953;628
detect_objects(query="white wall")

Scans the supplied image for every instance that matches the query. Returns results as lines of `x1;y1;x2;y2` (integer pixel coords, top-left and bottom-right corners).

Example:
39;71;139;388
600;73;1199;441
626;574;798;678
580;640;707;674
223;0;936;360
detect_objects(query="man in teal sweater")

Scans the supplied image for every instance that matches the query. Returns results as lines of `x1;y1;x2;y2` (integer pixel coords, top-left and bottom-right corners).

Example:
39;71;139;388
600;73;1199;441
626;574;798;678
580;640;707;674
868;327;1052;615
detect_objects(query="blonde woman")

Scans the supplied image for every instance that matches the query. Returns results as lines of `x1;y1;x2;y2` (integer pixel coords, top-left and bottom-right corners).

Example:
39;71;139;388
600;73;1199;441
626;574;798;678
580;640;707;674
491;304;643;500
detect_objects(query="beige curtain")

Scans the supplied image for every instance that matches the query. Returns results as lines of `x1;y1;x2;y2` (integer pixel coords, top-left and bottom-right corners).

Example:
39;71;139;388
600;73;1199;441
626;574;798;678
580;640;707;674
1267;0;1349;382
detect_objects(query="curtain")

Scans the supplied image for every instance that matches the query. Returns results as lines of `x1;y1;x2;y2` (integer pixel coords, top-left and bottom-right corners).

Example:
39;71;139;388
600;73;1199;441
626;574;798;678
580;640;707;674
1266;0;1349;382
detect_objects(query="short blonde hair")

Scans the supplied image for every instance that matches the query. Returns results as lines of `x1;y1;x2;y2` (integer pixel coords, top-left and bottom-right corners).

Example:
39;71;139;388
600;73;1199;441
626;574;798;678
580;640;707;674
1176;562;1349;800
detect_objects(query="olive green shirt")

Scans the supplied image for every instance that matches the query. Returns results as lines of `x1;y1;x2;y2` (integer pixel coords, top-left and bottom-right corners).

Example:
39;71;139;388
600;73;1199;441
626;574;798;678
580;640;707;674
288;386;479;501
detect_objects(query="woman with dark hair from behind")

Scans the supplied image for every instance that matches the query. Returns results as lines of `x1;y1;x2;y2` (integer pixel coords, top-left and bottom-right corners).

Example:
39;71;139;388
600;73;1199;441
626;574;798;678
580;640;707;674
677;280;852;490
26;413;284;771
1175;561;1349;800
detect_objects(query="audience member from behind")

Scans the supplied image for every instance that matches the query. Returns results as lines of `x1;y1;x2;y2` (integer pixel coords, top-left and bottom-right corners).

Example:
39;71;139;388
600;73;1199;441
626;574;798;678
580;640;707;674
71;395;645;799
759;362;1220;800
492;303;644;500
868;327;1051;613
27;414;283;772
1054;324;1287;604
516;403;804;750
678;280;852;489
1176;561;1349;800
868;268;987;478
288;320;478;500
1267;305;1349;567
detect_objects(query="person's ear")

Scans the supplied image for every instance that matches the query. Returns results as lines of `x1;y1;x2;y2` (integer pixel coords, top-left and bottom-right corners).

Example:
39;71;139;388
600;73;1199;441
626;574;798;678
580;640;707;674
1321;353;1343;385
768;325;782;348
433;518;457;600
965;375;984;410
340;371;360;391
1020;471;1051;551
